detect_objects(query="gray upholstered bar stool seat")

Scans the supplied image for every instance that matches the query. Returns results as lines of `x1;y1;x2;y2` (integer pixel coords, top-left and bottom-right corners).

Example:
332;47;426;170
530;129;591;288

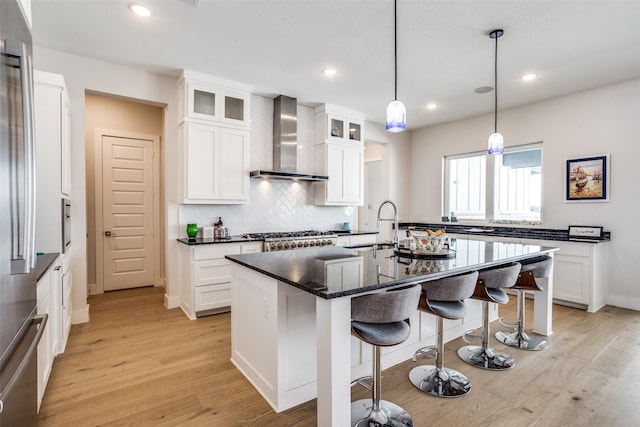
350;284;422;427
495;255;553;351
457;262;521;371
408;271;479;398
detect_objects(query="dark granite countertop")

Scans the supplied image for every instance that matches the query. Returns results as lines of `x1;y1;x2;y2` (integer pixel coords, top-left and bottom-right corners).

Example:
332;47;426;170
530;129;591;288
177;236;262;245
226;238;557;299
398;222;610;243
177;230;378;245
331;230;379;236
35;252;60;282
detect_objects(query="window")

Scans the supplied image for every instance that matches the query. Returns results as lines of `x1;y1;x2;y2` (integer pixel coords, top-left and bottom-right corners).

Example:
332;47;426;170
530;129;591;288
445;153;486;220
444;143;542;223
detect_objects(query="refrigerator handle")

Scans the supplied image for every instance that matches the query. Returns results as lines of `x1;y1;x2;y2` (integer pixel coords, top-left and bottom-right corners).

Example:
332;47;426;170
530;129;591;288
21;45;36;270
0;314;48;414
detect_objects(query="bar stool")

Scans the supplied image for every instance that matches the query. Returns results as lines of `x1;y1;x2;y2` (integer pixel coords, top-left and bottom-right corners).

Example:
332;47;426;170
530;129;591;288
457;262;521;370
408;270;479;398
495;256;553;351
350;284;422;427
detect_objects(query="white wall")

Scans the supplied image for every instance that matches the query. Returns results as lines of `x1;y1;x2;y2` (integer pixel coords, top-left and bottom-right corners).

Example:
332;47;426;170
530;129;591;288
410;78;640;310
33;46;181;319
363;122;412;242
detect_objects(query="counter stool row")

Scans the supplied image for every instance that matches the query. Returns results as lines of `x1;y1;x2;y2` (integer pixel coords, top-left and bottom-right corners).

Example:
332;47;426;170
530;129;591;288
349;255;553;426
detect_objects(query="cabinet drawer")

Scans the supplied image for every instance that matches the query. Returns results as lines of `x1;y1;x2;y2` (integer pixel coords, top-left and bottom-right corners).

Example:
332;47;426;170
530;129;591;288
193;243;242;260
241;242;261;254
194;259;231;286
195;283;232;312
554;242;591;257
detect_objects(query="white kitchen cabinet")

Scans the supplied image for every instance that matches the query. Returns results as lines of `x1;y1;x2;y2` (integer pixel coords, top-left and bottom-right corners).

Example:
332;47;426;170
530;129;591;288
551;240;607;312
314;142;364;206
34;71;71;254
179;70;251;127
448;233;607;312
315;104;364;144
180;122;250;204
180;242;262;319
59;252;72;354
179;70;251;205
314;104;365;206
36;256;61;411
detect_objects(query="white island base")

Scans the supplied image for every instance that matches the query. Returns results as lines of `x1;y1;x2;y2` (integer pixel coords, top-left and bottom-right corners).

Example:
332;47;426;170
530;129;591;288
229;264;516;414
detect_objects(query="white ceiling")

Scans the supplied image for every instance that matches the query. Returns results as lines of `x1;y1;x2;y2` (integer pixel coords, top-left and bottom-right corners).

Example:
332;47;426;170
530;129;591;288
30;0;640;130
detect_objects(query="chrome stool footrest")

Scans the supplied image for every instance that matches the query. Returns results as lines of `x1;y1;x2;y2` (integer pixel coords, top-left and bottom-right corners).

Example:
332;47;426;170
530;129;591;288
461;329;482;344
351;375;374;390
408;365;471;398
498;317;518;331
457;344;515;370
495;330;547;351
412;345;437;361
351;399;413;427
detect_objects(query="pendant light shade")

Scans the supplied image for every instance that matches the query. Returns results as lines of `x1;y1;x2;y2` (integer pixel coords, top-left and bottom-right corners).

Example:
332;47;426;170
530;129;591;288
386;0;406;133
488;29;504;155
386;100;406;133
488;132;504;154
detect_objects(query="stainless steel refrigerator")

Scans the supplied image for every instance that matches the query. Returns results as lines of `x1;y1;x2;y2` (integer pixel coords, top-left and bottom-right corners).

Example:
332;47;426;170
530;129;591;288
0;1;46;425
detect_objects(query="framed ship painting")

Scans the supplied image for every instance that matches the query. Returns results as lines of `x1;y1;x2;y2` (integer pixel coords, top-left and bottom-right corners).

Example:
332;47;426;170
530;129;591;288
565;154;610;202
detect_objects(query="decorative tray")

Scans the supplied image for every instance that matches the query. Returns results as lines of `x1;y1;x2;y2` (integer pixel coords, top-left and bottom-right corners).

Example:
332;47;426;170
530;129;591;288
395;247;456;259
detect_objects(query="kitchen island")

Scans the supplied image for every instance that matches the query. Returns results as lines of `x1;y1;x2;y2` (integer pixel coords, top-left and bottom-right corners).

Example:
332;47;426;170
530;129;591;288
226;238;557;427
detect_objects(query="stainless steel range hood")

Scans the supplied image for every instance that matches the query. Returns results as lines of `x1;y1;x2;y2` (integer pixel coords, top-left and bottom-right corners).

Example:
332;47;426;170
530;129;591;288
250;95;328;181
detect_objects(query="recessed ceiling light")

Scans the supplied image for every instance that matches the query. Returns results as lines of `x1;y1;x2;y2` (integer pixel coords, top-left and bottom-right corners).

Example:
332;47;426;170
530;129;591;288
426;103;437;110
322;68;337;77
129;3;151;17
521;73;537;81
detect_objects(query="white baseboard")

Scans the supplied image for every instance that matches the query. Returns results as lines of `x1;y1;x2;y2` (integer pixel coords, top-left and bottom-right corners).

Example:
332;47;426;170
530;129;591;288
87;283;98;295
164;293;180;310
71;304;90;324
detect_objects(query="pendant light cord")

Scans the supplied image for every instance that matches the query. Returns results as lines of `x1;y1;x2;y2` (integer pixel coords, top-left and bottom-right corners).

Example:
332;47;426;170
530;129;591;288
394;0;398;101
494;31;498;133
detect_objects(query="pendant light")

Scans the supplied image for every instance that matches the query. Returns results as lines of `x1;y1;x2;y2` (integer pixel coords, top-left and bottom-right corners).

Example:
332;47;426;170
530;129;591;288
488;29;504;155
386;0;406;133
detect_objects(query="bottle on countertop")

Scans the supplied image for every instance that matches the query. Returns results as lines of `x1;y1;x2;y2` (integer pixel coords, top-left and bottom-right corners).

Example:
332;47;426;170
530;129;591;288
215;216;223;228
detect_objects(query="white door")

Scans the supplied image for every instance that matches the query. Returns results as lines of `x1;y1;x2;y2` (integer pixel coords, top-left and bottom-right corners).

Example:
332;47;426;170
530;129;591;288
102;134;155;291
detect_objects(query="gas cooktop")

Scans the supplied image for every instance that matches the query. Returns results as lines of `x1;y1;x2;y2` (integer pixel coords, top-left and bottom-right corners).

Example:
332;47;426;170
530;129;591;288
242;230;336;240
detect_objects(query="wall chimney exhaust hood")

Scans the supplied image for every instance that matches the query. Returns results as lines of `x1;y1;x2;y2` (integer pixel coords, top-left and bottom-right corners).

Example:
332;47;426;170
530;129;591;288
250;95;328;182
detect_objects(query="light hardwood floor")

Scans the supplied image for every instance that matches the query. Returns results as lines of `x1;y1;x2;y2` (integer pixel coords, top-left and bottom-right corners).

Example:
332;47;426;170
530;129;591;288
38;286;640;426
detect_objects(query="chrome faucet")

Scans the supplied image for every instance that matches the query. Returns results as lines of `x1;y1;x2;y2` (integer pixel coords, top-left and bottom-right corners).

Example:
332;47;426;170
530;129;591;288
377;200;399;249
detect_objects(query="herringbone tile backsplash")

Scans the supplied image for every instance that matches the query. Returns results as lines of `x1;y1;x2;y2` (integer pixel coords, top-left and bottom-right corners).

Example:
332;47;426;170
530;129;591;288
178;95;355;237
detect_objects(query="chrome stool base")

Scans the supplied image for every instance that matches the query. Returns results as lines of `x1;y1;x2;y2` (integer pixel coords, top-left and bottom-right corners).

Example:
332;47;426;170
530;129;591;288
408;365;471;398
495;330;547;351
457;345;515;370
351;399;413;427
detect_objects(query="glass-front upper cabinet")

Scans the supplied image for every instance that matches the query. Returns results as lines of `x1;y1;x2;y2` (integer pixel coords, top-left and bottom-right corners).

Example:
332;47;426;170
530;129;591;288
181;70;251;127
316;104;365;144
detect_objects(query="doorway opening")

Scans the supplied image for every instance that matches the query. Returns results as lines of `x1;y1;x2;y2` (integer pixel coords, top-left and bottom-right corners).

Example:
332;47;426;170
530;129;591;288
85;93;165;295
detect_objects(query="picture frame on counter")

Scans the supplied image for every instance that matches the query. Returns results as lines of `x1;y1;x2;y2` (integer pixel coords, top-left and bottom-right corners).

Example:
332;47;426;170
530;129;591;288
565;153;610;202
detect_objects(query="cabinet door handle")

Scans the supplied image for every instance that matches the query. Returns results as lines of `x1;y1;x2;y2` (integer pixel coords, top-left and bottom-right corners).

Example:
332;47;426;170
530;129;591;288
104;231;115;237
